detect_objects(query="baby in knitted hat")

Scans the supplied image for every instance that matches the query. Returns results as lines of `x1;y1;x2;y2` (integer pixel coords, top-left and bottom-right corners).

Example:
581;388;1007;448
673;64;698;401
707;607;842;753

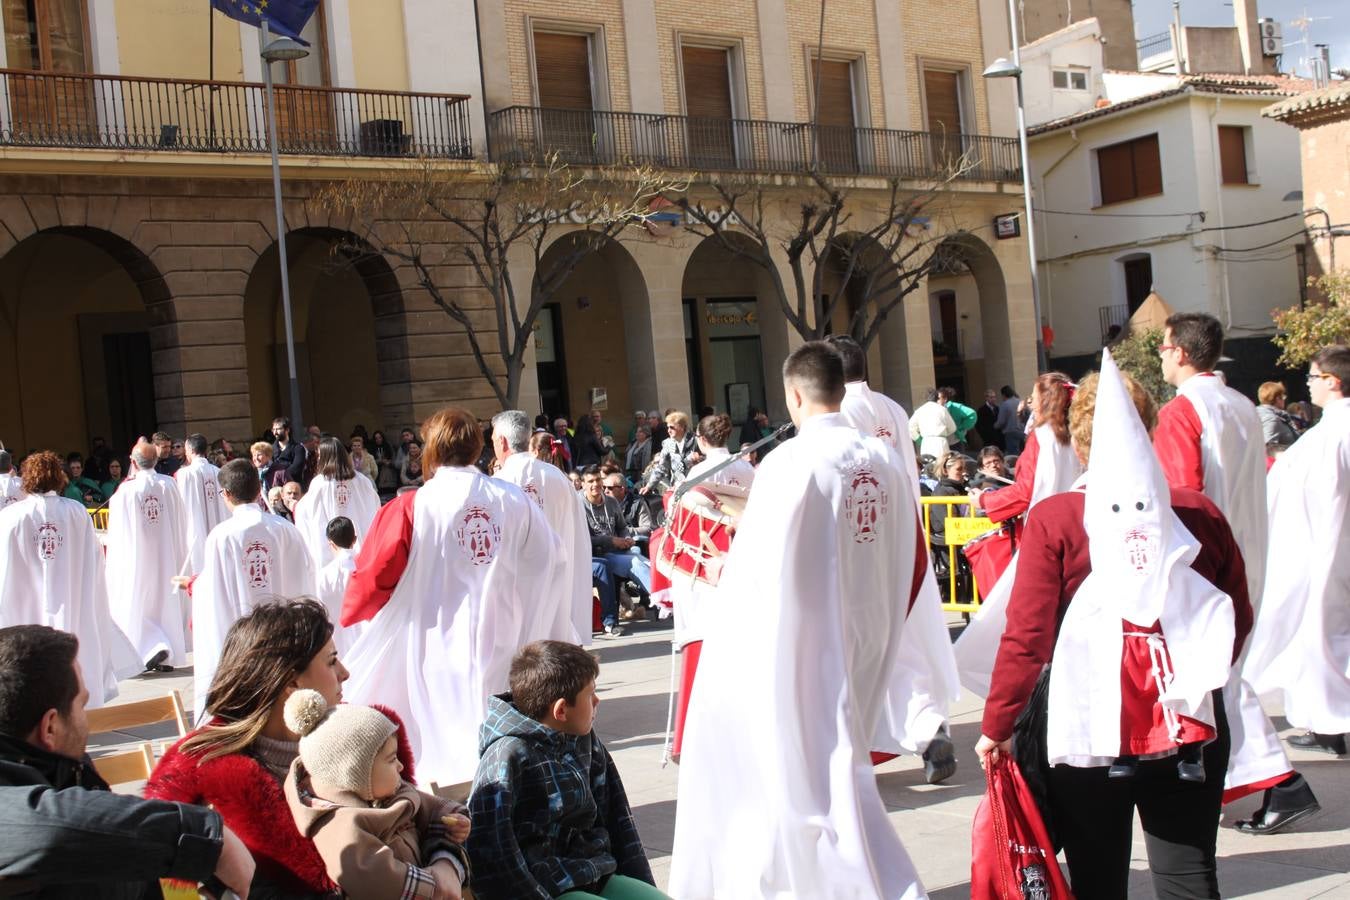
282;689;471;900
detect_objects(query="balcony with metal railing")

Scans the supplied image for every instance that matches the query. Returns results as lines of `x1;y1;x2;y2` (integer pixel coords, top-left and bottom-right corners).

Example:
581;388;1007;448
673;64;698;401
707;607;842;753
487;106;1022;182
0;68;473;159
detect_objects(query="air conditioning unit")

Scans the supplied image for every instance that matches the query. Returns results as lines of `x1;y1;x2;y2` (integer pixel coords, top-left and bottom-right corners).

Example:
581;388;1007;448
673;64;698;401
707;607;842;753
1263;35;1283;56
1259;19;1283;56
1259;19;1282;40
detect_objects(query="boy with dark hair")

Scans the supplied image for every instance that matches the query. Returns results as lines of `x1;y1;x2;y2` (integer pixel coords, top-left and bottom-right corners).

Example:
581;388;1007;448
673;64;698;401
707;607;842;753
467;640;666;900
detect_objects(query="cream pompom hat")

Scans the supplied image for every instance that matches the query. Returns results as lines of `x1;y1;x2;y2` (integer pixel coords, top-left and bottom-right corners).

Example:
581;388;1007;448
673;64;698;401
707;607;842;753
283;689;397;799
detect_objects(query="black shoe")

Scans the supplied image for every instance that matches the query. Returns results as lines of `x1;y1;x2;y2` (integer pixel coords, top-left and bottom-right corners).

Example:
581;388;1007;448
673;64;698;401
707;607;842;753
1234;774;1321;835
143;649;172;673
1287;731;1347;755
1108;756;1139;779
922;732;957;784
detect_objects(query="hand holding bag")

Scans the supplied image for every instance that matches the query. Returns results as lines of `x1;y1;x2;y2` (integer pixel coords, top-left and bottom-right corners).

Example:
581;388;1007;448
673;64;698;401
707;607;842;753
971;754;1074;900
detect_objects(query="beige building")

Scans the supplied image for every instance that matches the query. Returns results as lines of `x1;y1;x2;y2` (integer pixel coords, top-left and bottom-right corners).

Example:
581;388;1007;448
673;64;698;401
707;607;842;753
1;0;1034;455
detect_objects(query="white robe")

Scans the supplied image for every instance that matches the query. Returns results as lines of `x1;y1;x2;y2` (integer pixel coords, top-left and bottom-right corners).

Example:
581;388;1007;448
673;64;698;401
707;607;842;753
840;380;961;755
192;504;315;719
670;413;926;900
341;466;560;786
495;452;590;645
1245;397;1350;733
953;424;1084;697
316;546;361;655
292;473;381;570
670;447;756;647
1173;374;1291;793
175;458;227;576
106;470;190;666
0;492;139;707
0;472;25;510
908;400;956;459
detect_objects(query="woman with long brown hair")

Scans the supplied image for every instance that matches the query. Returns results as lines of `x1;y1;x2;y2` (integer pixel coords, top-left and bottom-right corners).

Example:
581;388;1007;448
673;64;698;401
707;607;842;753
146;599;457;898
292;436;381;569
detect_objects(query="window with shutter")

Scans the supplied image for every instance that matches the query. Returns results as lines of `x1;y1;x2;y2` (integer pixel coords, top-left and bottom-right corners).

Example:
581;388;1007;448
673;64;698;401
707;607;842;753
532;30;598;162
923;68;964;170
682;45;736;168
2;0;93;137
812;57;858;172
1218;126;1249;185
1096;134;1163;205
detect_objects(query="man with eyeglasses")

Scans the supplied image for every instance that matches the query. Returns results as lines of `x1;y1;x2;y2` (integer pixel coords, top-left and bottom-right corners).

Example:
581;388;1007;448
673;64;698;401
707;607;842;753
1153;311;1319;834
1246;345;1350;760
579;465;654;636
601;466;654;555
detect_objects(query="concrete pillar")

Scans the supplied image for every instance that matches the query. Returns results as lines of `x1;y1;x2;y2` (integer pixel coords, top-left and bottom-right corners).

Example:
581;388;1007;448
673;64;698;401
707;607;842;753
624;240;692;415
508;242;543;416
756;0;796;121
622;0;665;114
977;0;1018;138
404;0;488;156
873;0;910;131
474;0;513;113
887;275;935;408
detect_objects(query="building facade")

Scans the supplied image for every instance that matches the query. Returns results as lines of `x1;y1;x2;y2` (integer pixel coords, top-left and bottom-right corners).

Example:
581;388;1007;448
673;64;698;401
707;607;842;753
1;0;1034;456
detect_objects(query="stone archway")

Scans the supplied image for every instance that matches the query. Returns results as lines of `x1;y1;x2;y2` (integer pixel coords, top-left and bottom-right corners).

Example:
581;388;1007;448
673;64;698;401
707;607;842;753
928;232;1015;401
0;226;174;453
242;228;405;439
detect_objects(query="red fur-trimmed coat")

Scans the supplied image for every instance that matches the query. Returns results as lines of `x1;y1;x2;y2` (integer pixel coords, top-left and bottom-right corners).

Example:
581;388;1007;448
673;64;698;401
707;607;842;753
145;705;416;897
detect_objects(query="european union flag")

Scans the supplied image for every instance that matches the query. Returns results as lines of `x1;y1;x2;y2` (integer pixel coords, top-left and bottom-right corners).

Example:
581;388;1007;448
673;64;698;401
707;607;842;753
210;0;320;44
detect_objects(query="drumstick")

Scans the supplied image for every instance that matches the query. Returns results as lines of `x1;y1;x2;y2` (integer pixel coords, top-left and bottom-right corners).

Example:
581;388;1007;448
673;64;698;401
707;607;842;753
670;422;791;506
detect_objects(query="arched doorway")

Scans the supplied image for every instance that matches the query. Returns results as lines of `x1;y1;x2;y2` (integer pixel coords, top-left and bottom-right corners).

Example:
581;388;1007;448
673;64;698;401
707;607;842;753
0;227;170;454
680;233;791;424
927;232;1014;401
242;229;399;439
534;232;646;429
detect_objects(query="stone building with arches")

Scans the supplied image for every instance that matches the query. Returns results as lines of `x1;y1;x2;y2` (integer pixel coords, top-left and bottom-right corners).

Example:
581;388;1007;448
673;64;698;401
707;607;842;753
1;0;1035;453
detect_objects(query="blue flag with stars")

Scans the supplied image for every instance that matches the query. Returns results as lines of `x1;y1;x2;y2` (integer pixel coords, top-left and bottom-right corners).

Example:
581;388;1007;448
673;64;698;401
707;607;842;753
210;0;320;44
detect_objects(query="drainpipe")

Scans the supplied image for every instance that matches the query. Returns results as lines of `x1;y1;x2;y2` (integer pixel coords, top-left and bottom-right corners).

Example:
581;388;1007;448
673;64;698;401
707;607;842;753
1172;2;1186;75
1207;97;1234;327
473;0;492;160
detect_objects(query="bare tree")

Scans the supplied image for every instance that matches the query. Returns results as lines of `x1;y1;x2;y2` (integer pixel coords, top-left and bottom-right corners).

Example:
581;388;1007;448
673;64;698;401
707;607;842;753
672;166;973;350
316;157;688;409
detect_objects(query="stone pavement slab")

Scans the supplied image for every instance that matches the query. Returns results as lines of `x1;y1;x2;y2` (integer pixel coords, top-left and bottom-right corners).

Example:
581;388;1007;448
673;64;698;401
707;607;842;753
95;615;1350;898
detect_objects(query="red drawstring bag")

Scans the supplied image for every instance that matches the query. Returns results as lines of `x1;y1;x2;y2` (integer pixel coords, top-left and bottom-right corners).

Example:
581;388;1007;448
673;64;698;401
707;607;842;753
971;755;1074;900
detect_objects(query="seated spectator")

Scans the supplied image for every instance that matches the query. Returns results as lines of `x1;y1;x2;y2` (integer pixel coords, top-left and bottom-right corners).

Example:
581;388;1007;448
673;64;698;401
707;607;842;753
627;410;647;446
63;454;104;507
928;451;971;545
581;465;654;636
348;433;379;483
148;599;459;897
393;428;418;472
98;457;125;502
1256;381;1299;450
624;426;653;483
400;441;425;487
0;624;254;897
977;446;1010;482
601;464;655;554
283;690;470;899
467;640;665;900
640;411;699;495
568;470;583;492
250;441;274;484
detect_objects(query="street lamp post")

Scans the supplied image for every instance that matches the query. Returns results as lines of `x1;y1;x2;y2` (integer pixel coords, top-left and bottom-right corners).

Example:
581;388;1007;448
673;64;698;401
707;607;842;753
984;3;1049;374
259;21;308;431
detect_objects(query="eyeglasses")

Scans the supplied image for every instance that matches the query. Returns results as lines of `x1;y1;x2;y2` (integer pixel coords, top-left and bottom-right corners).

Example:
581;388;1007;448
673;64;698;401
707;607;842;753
1157;344;1178;355
603;484;624;492
1307;372;1335;384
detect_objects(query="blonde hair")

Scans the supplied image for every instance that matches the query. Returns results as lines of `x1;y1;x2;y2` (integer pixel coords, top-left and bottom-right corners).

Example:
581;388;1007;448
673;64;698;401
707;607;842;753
1068;371;1158;461
249;441;273;460
664;411;691;433
1257;381;1286;406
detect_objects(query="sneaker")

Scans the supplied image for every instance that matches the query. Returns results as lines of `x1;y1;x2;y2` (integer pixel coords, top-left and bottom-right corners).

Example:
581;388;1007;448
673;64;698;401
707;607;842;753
922;732;958;785
604;623;626;637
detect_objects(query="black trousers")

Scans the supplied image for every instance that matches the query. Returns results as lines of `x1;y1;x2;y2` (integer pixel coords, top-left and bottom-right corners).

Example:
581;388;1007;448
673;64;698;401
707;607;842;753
1048;691;1230;900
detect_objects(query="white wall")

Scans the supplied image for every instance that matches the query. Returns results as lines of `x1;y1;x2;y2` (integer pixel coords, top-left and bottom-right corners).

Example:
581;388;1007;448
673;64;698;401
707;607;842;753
1020;19;1104;128
1031;91;1303;358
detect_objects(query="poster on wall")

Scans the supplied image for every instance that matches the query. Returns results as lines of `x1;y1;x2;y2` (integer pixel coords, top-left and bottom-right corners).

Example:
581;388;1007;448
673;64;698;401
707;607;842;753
589;387;608;410
726;382;751;424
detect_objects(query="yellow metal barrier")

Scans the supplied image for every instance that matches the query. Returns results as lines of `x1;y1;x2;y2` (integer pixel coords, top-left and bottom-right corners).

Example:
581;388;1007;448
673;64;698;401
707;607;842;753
919;495;996;613
88;508;109;530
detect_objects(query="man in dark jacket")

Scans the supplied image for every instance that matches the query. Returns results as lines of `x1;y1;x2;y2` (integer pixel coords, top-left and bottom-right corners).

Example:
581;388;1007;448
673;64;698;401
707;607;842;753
0;625;254;898
975;389;1002;450
270;416;307;488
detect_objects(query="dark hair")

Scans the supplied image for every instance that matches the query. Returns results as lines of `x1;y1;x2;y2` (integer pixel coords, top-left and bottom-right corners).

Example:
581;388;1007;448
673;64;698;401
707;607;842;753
1000;385;1017;399
317;437;355;481
326;516;356;549
782;341;845;405
21;451;67;495
185;433;208;457
824;335;867;382
0;625;80;738
421;407;483;473
1032;372;1075;446
509;640;600;721
1165;312;1223;371
938;387;957;402
272;417;290;430
0;450;13;474
1313;344;1350;388
924;388;939;403
151;431;172;444
218;458;261;503
578;464;602;480
696;414;733;448
979;446;1005;463
181;599;334;762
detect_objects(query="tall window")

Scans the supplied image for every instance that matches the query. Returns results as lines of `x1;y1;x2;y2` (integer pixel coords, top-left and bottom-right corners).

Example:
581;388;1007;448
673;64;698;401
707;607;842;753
2;0;89;72
1122;255;1153;315
923;66;967;171
1218;125;1249;185
681;44;735;167
1097;134;1163;205
270;6;333;151
810;56;859;172
532;28;600;162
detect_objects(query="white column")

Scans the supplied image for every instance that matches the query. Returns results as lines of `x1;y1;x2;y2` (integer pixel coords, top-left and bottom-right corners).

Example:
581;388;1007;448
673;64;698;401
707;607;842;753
403;0;487;157
873;0;910;130
756;0;795;122
324;0;359;149
240;22;267;146
978;0;1017;138
87;0;123;144
622;0;663;114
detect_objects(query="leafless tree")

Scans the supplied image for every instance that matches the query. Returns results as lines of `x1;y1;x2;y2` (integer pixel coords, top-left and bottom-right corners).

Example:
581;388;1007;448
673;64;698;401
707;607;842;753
317;157;688;409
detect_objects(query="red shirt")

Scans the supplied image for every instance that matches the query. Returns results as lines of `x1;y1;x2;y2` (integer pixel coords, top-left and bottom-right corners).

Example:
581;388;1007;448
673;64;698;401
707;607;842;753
341;490;416;626
982;429;1041;524
982;486;1252;743
1154;392;1206;492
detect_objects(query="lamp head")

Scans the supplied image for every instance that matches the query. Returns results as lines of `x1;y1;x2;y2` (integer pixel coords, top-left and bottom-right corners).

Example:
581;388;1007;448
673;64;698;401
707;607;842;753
261;37;309;63
982;57;1022;79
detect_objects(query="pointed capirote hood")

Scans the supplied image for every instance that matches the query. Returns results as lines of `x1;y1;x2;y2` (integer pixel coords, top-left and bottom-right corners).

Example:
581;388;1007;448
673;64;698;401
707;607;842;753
1083;349;1201;625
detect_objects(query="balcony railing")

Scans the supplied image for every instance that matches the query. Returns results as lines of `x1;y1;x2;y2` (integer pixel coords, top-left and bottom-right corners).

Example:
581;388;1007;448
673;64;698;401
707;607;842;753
488;106;1021;182
0;68;473;158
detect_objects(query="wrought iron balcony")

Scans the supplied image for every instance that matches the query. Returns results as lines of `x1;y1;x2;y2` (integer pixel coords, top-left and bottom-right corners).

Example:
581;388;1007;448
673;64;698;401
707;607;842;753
488;106;1021;182
0;68;473;158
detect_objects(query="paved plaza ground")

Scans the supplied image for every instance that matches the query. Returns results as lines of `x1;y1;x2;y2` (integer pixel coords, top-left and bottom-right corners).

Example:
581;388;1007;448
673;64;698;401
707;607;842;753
96;615;1350;898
